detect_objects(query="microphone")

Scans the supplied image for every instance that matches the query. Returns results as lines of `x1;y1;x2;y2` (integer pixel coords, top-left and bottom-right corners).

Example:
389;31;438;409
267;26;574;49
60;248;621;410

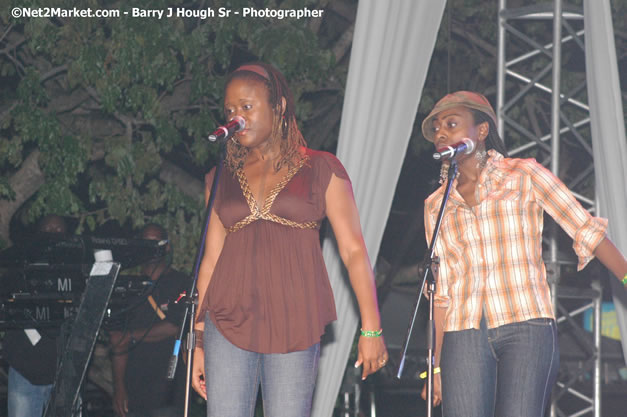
432;138;475;160
208;116;246;142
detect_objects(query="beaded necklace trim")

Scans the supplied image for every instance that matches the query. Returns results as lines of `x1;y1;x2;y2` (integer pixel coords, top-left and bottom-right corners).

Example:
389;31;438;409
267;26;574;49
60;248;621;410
227;156;320;234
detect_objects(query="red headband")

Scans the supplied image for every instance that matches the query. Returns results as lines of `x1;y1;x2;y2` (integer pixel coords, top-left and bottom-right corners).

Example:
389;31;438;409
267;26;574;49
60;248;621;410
233;64;270;80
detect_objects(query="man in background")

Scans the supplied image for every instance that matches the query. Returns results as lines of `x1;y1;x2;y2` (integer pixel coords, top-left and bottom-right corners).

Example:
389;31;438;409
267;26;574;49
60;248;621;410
3;214;68;417
108;223;189;417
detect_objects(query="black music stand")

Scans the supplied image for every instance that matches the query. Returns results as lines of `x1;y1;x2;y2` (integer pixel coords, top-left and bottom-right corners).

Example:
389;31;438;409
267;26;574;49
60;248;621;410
43;260;121;417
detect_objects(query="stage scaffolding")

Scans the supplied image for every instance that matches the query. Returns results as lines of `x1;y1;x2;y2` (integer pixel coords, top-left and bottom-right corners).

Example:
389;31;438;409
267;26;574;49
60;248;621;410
496;1;604;416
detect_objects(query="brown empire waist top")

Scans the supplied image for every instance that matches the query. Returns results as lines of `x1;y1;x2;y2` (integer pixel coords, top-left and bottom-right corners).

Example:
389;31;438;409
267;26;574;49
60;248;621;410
197;148;350;353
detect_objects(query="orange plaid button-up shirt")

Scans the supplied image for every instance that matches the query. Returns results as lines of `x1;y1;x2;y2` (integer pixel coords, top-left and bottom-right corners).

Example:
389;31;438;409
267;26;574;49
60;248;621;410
424;151;607;332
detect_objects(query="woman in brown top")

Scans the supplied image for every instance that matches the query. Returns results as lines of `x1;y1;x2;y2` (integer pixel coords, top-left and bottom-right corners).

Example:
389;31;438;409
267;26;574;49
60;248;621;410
191;62;388;417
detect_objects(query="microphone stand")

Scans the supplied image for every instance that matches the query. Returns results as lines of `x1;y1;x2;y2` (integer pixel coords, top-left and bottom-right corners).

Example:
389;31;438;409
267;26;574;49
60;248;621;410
167;143;225;417
396;160;458;417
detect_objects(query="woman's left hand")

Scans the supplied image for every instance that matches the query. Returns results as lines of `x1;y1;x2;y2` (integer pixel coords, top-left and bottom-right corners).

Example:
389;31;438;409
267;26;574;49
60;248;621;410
355;335;388;380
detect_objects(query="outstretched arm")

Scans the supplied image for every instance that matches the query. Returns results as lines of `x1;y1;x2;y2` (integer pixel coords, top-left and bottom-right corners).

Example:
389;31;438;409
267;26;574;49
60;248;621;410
594;237;627;284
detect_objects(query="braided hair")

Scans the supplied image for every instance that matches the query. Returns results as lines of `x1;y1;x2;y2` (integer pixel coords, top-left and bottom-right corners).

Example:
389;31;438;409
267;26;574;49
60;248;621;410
470;109;509;157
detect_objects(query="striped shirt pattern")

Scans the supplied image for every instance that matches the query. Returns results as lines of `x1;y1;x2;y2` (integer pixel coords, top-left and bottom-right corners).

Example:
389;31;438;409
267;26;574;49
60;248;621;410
424;151;607;332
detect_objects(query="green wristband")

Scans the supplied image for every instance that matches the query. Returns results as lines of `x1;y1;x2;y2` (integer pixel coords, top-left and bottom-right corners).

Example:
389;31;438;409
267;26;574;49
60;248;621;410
622;274;627;286
360;328;383;337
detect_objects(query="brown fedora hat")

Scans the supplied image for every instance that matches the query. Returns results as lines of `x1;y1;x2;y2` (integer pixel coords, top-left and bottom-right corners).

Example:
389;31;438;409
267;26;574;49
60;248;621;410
421;91;497;142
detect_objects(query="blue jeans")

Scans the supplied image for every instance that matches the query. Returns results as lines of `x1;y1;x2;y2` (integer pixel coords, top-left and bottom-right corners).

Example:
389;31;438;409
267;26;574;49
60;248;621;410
8;367;53;417
203;316;320;417
441;317;559;417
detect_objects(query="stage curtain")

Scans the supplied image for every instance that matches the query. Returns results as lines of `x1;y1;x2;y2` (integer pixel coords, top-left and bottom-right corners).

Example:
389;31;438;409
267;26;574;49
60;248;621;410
311;1;446;415
584;0;627;364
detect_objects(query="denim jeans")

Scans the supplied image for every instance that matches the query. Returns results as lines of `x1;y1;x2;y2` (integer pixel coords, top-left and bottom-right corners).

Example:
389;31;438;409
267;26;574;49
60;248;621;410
8;367;53;417
440;317;559;417
203;315;320;417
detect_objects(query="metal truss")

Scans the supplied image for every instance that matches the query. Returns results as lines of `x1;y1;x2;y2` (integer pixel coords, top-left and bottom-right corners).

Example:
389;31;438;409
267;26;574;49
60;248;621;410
553;284;603;417
497;1;603;416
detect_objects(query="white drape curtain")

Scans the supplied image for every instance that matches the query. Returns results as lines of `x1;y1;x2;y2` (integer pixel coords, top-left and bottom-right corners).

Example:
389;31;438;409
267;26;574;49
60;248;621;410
311;1;447;415
584;0;627;364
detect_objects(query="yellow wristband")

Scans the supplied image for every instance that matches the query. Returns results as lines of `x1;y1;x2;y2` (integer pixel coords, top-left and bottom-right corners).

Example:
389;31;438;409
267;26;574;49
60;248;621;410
419;367;441;379
622;274;627;286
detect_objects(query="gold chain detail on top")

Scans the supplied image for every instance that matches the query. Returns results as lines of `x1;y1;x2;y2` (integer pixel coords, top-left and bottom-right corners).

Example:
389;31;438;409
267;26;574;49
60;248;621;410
227;156;319;234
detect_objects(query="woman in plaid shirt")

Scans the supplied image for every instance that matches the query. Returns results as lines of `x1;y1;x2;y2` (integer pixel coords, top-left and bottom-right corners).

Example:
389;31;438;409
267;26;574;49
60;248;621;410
419;91;627;417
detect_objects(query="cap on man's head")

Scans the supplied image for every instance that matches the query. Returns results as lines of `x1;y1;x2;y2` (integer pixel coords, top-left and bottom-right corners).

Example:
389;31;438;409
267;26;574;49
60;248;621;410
421;91;497;142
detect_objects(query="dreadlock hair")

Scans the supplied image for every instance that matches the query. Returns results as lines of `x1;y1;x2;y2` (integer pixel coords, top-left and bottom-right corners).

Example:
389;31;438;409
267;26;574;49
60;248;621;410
223;62;306;173
470;109;509;157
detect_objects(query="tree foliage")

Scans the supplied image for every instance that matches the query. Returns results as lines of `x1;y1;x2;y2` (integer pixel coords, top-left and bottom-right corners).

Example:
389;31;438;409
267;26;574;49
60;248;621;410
0;0;349;270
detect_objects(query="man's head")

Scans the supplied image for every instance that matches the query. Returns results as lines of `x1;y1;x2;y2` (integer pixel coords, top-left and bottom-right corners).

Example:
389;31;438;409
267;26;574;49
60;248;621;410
140;223;168;242
38;214;68;234
140;223;170;270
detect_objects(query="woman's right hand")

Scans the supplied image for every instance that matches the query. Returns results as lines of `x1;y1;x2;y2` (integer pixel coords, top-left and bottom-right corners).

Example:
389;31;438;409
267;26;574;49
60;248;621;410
420;372;442;407
192;348;207;400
